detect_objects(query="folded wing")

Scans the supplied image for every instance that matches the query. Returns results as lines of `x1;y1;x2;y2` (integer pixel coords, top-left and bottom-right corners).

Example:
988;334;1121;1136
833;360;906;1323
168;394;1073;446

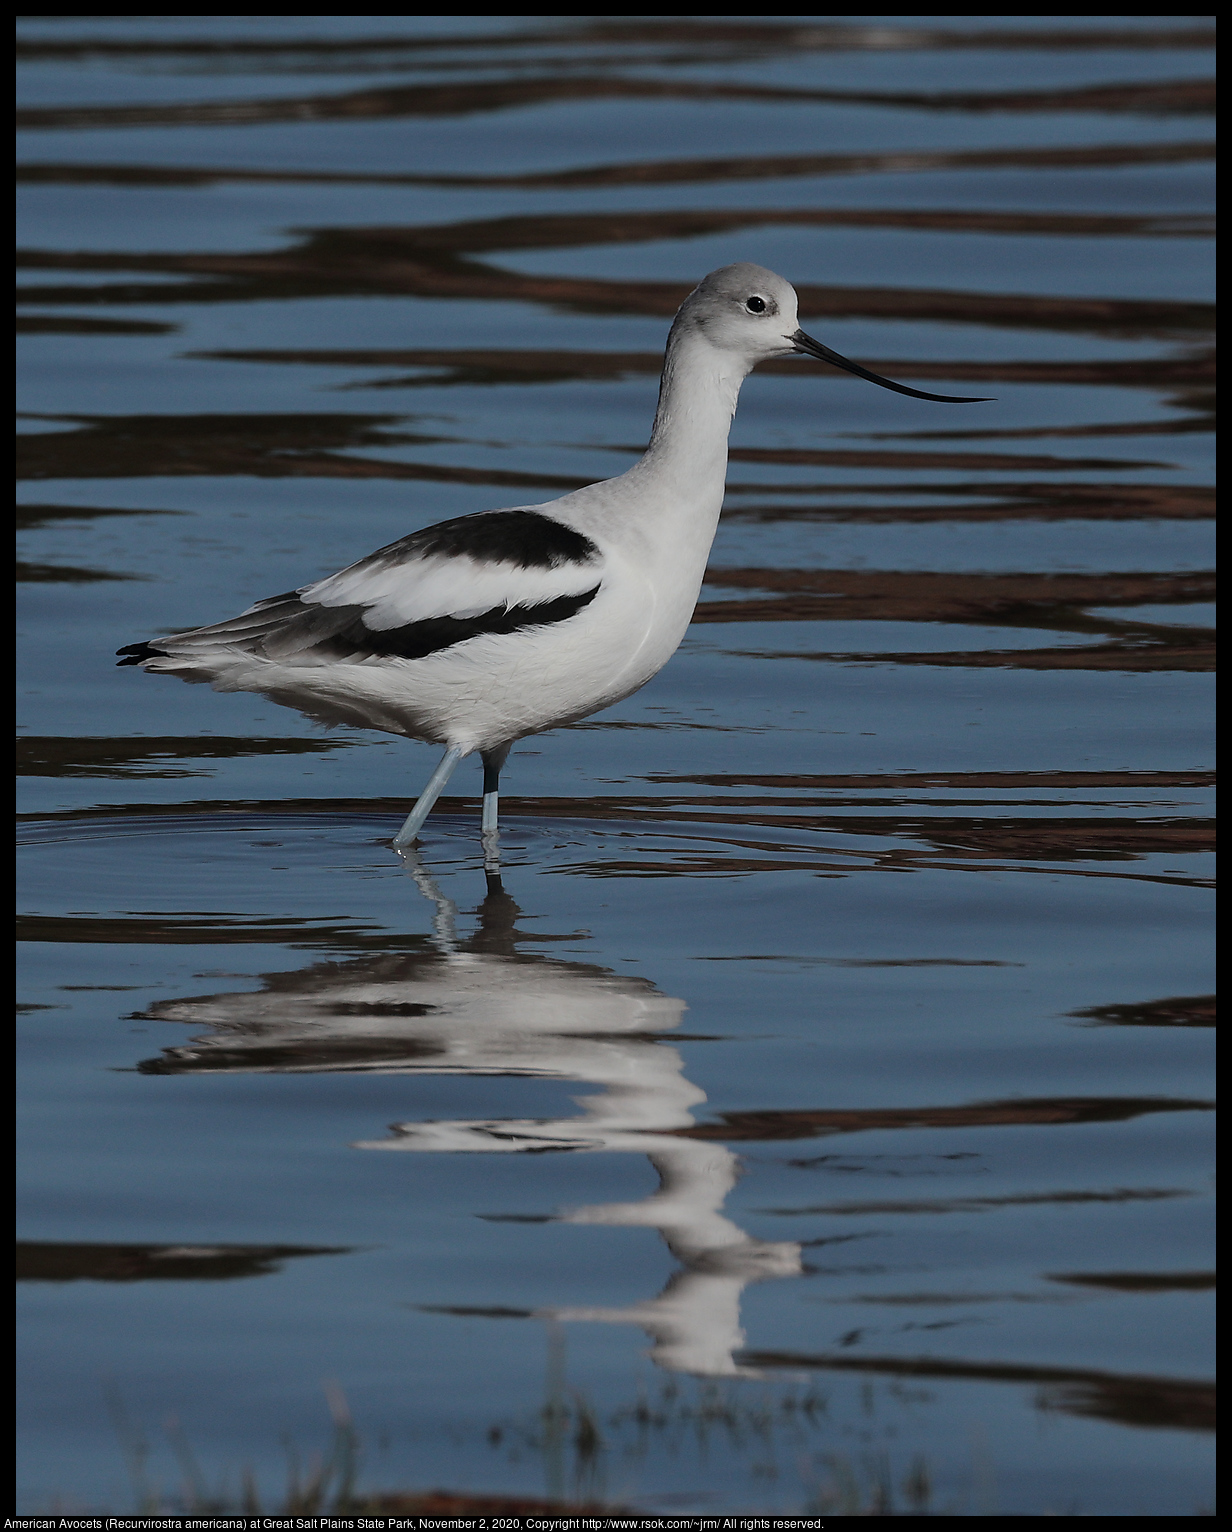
118;510;604;668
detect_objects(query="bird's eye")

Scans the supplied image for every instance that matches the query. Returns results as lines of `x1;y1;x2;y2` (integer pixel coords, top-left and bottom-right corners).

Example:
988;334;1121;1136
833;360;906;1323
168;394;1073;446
745;295;768;314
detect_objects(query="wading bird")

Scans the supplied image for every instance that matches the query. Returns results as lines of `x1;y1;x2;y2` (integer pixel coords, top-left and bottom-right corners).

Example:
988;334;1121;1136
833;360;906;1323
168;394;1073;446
118;263;986;848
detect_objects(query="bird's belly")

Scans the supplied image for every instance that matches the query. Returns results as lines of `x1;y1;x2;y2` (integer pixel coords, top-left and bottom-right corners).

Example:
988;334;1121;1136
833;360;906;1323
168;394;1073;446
232;573;693;750
421;581;686;745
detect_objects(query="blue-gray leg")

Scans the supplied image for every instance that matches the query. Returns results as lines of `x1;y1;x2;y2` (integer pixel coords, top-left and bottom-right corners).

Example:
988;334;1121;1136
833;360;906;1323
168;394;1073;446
392;744;466;848
480;743;511;836
480;743;511;869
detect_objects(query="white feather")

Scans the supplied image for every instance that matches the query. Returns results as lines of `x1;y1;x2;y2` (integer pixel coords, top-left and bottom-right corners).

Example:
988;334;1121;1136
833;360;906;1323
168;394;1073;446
302;549;601;630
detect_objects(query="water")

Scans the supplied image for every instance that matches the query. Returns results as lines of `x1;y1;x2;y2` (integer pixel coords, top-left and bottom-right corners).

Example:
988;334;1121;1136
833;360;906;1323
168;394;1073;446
16;15;1214;1516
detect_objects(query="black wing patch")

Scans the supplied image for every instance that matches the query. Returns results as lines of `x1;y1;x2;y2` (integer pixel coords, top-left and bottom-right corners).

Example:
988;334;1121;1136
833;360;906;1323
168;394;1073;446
116;641;162;666
115;511;601;667
306;584;601;661
117;585;602;666
367;509;600;572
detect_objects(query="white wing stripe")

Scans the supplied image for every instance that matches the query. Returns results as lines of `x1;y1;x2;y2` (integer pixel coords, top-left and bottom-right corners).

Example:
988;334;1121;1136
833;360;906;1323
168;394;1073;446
302;553;604;630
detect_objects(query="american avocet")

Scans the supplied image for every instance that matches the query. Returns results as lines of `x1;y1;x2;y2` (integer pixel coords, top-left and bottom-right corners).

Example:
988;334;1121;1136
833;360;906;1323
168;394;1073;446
118;263;986;849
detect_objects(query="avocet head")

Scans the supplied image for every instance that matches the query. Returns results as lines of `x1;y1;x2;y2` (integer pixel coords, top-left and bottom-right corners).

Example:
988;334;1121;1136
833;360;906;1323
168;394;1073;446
674;262;802;362
676;262;990;403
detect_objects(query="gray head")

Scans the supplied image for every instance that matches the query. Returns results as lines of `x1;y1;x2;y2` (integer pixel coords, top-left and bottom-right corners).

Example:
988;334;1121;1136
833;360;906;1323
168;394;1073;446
673;262;801;363
674;262;991;403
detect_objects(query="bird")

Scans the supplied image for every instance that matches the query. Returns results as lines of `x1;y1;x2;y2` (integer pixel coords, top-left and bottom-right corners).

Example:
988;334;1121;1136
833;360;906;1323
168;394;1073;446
117;262;987;849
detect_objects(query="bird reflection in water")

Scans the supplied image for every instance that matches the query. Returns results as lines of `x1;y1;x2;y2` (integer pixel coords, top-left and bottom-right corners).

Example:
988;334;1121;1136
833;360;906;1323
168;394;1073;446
138;856;800;1376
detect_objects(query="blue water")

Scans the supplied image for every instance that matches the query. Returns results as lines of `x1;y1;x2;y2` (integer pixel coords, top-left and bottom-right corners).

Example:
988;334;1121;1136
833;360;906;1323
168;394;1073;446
17;15;1214;1516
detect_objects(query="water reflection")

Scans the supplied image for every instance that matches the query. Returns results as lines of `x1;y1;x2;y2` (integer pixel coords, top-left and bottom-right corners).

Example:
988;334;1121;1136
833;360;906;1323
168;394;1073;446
16;11;1215;1511
17;222;1214;334
17;70;1221;133
137;858;800;1377
742;1348;1216;1434
16;1240;349;1283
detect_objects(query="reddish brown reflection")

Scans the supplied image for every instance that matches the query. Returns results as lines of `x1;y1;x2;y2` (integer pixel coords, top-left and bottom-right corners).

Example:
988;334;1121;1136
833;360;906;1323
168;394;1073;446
16;1241;349;1282
1070;994;1216;1027
193;345;1214;390
739;1350;1215;1433
700;567;1212;611
17;230;1213;335
15;73;1214;135
13;21;1216;61
722;484;1214;522
1050;1271;1215;1291
675;1095;1212;1143
15;314;175;335
15;411;585;492
17;138;1216;191
17;560;143;583
18;791;1212;941
644;770;1213;790
17;734;353;779
727;446;1165;470
764;1188;1186;1215
16;503;183;531
15;911;398;949
776;646;1213;673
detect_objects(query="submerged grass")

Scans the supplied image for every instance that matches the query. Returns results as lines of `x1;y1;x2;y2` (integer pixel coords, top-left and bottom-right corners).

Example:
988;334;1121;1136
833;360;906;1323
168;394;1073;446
95;1380;969;1515
107;1382;359;1514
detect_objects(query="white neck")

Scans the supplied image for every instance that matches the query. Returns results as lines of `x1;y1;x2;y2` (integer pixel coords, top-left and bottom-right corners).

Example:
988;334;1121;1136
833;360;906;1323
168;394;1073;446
634;327;749;512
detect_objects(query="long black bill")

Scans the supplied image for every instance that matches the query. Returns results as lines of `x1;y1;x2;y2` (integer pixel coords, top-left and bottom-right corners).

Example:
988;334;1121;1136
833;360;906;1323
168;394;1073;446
792;329;992;403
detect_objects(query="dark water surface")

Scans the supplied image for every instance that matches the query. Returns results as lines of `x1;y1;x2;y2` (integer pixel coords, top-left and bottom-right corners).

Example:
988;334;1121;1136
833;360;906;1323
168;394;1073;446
16;15;1214;1516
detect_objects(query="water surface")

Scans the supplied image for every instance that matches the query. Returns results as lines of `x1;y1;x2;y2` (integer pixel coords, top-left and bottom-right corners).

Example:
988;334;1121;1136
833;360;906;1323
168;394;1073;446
17;14;1214;1516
